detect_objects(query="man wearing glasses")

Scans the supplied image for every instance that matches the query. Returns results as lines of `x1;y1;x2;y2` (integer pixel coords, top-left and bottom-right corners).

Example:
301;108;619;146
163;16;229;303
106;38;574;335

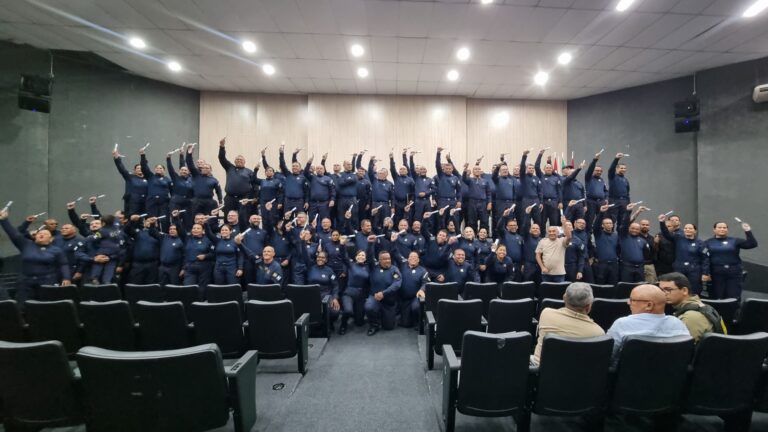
659;272;725;341
606;284;690;365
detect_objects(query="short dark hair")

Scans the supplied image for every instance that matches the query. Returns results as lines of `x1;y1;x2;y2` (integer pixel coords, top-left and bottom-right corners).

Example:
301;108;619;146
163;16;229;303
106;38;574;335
658;272;691;290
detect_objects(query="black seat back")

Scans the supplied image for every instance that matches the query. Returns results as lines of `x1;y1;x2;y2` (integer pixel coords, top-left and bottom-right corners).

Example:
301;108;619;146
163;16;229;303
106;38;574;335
487;299;536;334
205;284;244;310
79;284;122;302
247;283;284;301
190;301;243;357
614;282;643;299
589;284;614;299
456;331;532;416
38;285;79;303
285;284;322;326
590;298;630;331
534;335;614;416
165;284;202;312
77;344;230;432
0;340;82;427
245;300;297;359
737;299;768;334
0;300;26;342
24;300;82;355
612;335;694;414
700;298;739;331
79;300;137;351
685;332;768;414
462;282;498;317
124;284;165;313
500;281;535;300
435;299;484;355
537;282;570;301
135;301;191;350
425;282;459;320
538;298;565;318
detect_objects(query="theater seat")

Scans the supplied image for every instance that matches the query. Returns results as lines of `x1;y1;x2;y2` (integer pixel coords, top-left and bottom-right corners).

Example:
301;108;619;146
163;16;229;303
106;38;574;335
124;283;165;314
536;281;570;301
24;300;83;355
0;300;27;342
38;284;79;303
462;282;498;317
487;298;536;334
205;284;244;311
614;282;643;299
0;340;83;429
135;301;192;350
734;298;768;334
78;283;122;302
500;281;535;300
426;299;484;370
419;282;459;334
589;284;615;299
590;298;630;331
79;300;138;351
537;298;565;319
285;284;330;338
245;299;309;374
76;344;257;432
190;301;244;358
442;331;532;432
164;284;201;312
247;283;284;302
700;298;739;332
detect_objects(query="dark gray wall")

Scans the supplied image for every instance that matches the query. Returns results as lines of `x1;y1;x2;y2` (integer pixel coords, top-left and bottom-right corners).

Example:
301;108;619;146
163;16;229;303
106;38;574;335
0;42;199;258
568;55;768;276
567;77;699;225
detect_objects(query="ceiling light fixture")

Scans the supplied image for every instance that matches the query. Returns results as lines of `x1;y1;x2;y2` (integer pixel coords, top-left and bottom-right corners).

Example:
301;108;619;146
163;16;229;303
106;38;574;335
242;40;257;54
357;67;369;78
743;0;768;17
128;37;146;49
615;0;635;11
480;0;494;4
167;61;182;72
557;52;573;65
446;69;460;81
262;64;275;76
456;47;471;61
350;44;365;57
534;71;549;86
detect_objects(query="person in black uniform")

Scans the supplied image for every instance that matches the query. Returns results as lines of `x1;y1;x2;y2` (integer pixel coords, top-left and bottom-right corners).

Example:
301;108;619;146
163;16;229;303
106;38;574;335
303;154;336;224
390;150;415;224
167;147;194;231
398;251;429;329
112;148;148;215
186;146;223;217
364;250;402;335
607;153;630;231
139;148;171;224
584;151;607;234
218;137;254;215
705;221;757;299
659;214;709;295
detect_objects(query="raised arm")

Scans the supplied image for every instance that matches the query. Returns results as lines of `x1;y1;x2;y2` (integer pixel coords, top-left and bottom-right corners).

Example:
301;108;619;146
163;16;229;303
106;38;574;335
368;157;376;183
279;148;289;175
167;155;179;181
585;154;599;182
140;153;153;179
186;149;200;177
0;216;26;251
737;225;758;249
534;150;544;178
389;154;398;180
113;156;130;180
435;149;443;176
218;139;233;171
409;154;417;179
608;154;620;180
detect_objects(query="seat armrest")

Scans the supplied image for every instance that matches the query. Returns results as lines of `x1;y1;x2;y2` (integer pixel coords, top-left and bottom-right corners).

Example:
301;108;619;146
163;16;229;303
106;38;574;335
295;313;310;374
294;312;310;327
443;345;461;371
321;295;330;305
226;350;258;432
481;316;488;329
426;311;437;327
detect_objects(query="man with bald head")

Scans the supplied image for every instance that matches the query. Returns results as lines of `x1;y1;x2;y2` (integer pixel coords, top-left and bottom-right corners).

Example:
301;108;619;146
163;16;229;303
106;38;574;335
607;284;689;365
218;137;254;215
618;203;651;283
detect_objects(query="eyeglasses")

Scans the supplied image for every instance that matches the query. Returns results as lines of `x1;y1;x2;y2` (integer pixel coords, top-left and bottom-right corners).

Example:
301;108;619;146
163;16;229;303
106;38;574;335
628;298;652;303
660;287;681;293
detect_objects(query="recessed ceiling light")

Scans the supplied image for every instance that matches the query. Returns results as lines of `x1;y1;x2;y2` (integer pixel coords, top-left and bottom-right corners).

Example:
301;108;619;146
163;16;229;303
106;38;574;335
615;0;635;11
242;40;257;54
534;71;549;86
557;52;573;65
446;69;460;81
456;47;470;61
743;0;768;17
128;37;146;49
262;64;275;76
480;0;493;4
357;67;369;78
167;61;182;72
350;44;365;57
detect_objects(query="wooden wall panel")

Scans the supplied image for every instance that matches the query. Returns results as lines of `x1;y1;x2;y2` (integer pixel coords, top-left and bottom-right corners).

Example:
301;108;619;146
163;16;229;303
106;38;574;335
199;93;567;179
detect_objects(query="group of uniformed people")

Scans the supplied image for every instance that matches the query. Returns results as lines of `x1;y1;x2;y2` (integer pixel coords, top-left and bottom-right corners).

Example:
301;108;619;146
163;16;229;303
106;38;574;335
0;140;758;335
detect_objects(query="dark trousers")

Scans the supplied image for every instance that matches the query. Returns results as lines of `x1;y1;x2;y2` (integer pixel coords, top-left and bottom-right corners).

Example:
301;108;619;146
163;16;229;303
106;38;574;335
183;261;213;291
124;194;146;216
336;196;358;229
364;296;397;330
213;262;239;285
170;197;192;230
393;199;410;225
192;197;217;217
620;262;644;283
541;199;561;227
466;199;489;233
291;263;307;285
436;198;458;230
413;197;431;222
565;263;582;282
370;201;389;233
608;198;629;231
308;201;330;225
565;201;586;224
399;296;421;328
521;197;543;228
494;199;515;236
223;194;246;217
284;198;305;218
541;274;565;283
146;196;169;217
158;263;182;286
90;261;117;284
341;286;365;326
593;260;619;285
586;198;604;233
521;262;541;285
710;265;743;299
674;263;703;295
129;260;159;284
17;274;57;307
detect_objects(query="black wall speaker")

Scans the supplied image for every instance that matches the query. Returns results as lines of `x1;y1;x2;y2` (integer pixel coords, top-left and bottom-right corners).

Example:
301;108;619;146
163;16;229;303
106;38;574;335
18;74;52;113
674;97;699;133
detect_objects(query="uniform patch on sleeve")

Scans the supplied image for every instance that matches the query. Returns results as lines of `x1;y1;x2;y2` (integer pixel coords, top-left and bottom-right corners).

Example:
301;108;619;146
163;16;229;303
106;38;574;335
393;272;400;280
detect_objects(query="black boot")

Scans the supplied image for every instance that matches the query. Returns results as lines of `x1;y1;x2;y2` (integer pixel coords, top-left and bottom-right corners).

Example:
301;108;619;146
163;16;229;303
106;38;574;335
338;320;348;335
367;326;379;336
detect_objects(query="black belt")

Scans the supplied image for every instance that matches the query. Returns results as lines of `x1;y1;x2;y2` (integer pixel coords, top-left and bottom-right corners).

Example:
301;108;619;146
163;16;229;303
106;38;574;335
622;262;643;268
611;197;629;200
310;200;328;203
544;197;558;201
587;197;605;200
595;259;617;264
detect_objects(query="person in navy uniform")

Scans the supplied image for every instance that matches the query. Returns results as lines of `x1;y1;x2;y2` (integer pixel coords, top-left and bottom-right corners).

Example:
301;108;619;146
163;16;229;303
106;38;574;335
335;159;360;229
519;150;544;228
218;137;254;215
339;248;373;335
59;223;88;285
139;149;171;225
353;151;372;222
563;221;586;282
278;145;309;217
303;154;336;224
704;220;757;299
112;148;148;215
462;164;492;233
253;164;283;224
409;152;433;223
659;214;710;295
85;215;125;284
433;147;462;229
390;150;415;223
584;151;608;233
307;250;341;322
181;222;215;293
592;204;620;285
398;251;429;329
520;206;542;285
149;214;185;286
365;251;402;335
186;146;223;217
561;161;586;224
617;203;649;283
484;244;515;285
436;248;479;295
475;228;493;281
123;214;160;284
167;147;194;231
492;163;517;235
207;223;243;285
0;209;70;306
368;157;394;233
607;153;630;231
536;159;562;227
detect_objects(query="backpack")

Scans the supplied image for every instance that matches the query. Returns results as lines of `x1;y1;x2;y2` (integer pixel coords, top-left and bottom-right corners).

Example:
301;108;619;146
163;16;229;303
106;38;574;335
675;302;727;335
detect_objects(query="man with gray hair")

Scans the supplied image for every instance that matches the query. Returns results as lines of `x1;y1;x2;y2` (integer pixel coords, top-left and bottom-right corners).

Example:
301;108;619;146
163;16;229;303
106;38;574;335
531;282;605;366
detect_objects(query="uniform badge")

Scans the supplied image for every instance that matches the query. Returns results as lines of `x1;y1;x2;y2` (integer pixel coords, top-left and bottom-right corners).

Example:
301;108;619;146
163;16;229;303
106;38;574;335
393;272;400;279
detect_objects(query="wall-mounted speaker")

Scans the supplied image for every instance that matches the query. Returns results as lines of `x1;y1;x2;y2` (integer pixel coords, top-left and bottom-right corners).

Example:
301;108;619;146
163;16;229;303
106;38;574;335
674;97;699;133
18;74;52;113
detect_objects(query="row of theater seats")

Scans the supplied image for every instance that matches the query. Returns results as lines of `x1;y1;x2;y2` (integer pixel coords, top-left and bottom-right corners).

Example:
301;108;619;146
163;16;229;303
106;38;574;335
0;340;257;431
442;330;768;432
